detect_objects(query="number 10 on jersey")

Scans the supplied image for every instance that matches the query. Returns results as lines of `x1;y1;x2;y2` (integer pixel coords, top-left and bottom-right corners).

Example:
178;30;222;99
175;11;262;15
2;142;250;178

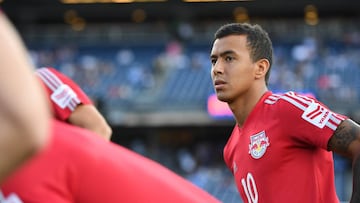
241;172;258;203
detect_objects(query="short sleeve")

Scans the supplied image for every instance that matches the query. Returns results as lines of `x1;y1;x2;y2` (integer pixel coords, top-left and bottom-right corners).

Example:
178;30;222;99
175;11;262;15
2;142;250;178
36;67;93;121
278;92;347;150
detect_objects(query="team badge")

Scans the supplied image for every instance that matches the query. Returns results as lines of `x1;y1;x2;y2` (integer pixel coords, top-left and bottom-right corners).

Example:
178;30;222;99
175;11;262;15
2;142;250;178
248;131;270;159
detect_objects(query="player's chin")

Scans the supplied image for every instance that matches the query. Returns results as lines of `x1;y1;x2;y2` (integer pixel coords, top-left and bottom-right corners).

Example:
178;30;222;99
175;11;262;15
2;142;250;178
215;92;230;103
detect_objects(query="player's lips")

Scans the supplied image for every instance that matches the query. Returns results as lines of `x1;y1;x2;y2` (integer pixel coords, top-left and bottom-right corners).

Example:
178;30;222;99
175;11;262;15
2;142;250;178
214;79;226;89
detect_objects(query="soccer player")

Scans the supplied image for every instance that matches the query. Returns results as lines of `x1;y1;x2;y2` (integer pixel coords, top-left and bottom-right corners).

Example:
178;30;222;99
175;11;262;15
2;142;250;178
210;22;360;203
0;11;51;183
36;67;112;140
0;119;221;203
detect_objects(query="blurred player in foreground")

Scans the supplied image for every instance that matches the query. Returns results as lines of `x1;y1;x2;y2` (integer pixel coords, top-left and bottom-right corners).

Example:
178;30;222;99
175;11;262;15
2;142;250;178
210;22;360;203
0;120;221;203
35;67;112;140
0;11;50;183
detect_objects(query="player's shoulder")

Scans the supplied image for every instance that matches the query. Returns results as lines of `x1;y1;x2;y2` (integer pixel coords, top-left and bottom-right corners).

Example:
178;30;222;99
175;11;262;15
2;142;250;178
35;67;67;86
264;91;316;110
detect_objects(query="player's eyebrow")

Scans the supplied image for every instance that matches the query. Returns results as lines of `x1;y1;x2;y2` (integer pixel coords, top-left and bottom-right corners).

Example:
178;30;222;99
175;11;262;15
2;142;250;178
210;50;236;59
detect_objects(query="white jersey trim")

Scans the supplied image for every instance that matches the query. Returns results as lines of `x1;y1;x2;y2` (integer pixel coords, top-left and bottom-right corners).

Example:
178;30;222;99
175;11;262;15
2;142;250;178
265;91;344;131
264;94;281;104
36;68;81;111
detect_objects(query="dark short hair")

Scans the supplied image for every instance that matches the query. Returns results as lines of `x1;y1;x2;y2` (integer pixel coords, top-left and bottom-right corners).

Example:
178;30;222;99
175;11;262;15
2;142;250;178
214;23;273;85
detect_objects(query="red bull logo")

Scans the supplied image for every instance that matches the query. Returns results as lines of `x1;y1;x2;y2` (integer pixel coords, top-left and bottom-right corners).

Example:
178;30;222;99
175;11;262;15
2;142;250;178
248;131;270;159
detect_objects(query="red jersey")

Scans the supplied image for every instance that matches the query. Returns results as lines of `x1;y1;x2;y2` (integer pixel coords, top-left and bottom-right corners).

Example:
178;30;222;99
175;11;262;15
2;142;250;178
35;67;92;121
1;120;220;203
224;91;346;203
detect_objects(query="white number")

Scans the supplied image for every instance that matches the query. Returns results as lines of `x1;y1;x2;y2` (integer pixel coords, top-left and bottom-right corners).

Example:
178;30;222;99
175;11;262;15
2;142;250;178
241;172;258;203
0;190;23;203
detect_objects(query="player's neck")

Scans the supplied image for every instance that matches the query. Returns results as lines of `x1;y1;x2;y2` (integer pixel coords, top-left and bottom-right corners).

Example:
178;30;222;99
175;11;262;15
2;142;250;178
230;86;268;127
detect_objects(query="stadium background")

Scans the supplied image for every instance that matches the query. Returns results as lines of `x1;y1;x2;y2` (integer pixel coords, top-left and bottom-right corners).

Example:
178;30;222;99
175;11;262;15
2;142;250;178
2;0;360;202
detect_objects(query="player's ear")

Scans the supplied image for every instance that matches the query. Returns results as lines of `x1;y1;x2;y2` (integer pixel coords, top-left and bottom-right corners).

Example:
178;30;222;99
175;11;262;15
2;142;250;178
254;58;270;80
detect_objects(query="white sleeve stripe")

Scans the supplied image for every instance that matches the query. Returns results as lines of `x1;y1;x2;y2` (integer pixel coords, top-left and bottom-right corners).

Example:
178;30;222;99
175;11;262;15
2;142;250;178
36;69;56;91
37;68;64;91
36;68;84;112
328;115;346;131
264;99;276;104
36;69;58;91
326;122;337;131
295;94;345;124
330;114;342;124
69;104;75;111
285;92;313;106
281;94;307;110
65;98;76;111
72;97;81;105
69;100;78;110
38;68;82;111
281;92;344;130
294;93;314;103
286;92;344;125
41;68;63;87
264;94;281;104
65;94;79;111
268;94;280;99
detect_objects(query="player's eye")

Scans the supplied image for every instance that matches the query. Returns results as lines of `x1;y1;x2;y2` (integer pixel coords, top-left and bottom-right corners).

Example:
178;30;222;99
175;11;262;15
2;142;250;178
210;58;217;65
225;56;234;62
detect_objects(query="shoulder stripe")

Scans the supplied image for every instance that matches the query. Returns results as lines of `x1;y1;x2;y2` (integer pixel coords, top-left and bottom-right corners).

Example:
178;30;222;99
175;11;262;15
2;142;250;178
67;94;77;111
70;94;81;106
280;94;307;111
37;68;82;110
264;99;276;104
36;69;57;90
36;68;63;91
326;121;337;131
330;114;342;125
70;95;80;108
326;114;345;131
265;92;310;107
293;93;314;103
264;94;281;104
281;92;344;131
284;92;313;107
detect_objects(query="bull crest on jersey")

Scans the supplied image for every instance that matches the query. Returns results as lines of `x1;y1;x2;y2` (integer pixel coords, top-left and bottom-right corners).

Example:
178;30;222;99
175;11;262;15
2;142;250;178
249;131;269;159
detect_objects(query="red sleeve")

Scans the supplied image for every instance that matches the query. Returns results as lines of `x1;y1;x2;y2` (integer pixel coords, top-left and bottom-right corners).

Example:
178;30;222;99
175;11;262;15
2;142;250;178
75;131;221;203
47;67;92;105
1;120;220;203
36;67;92;121
279;92;347;150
